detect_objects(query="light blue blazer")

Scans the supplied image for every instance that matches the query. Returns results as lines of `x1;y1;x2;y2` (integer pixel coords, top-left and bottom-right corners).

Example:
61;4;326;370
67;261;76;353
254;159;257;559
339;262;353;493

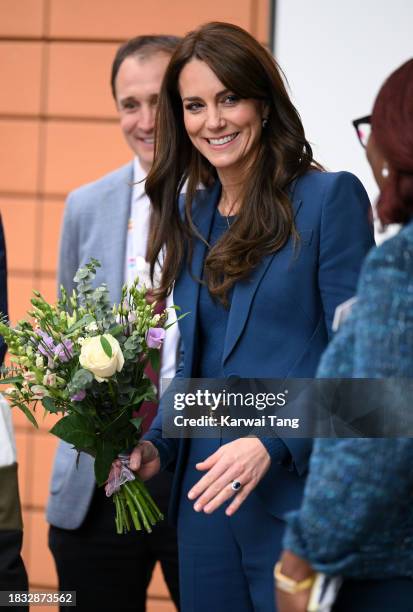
145;170;375;524
47;162;134;529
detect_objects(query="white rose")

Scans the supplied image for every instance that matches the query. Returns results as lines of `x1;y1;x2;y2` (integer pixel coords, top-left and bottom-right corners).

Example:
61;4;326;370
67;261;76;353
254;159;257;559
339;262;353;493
79;334;124;383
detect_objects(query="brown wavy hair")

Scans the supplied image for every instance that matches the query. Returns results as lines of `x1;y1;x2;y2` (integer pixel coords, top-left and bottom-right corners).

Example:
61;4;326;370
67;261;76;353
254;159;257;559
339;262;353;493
146;22;319;305
372;59;413;225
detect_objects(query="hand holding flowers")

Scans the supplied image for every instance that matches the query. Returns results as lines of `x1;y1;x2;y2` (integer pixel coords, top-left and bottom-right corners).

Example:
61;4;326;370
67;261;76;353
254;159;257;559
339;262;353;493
0;259;181;534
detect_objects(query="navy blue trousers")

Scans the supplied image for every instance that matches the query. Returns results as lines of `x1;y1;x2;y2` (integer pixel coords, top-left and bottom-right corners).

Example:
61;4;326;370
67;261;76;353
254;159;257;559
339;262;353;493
178;439;284;612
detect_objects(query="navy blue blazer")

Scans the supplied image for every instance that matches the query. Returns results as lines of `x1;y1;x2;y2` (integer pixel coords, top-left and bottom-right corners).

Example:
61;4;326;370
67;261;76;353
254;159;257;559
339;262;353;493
145;170;375;523
0;216;8;366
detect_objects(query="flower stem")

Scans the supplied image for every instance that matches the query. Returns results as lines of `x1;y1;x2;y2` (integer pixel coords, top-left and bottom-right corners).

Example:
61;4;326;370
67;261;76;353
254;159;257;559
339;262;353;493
112;477;163;534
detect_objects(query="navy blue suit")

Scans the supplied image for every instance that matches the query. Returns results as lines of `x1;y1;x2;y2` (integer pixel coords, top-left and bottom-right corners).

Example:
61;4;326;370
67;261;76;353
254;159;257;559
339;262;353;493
0;216;8;364
146;170;374;611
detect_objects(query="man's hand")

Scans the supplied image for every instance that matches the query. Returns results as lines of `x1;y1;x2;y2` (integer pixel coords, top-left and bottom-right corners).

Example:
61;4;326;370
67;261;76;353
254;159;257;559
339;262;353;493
129;441;161;481
187;438;271;516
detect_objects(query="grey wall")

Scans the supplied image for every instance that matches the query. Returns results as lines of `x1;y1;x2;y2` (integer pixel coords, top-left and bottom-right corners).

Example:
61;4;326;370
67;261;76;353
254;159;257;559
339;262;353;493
274;0;412;240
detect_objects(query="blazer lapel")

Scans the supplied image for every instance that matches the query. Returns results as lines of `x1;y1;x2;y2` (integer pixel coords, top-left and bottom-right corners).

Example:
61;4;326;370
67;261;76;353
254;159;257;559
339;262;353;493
223;186;303;365
176;182;220;374
100;163;134;303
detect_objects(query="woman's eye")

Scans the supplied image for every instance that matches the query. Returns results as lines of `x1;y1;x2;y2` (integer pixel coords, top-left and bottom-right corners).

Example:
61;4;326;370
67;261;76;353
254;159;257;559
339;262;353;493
223;94;240;105
185;102;203;112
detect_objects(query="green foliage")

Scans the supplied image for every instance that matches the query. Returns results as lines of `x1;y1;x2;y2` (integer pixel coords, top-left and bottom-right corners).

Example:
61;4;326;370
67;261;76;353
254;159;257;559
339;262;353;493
100;336;112;358
42;396;58;414
94;438;116;486
50;413;95;450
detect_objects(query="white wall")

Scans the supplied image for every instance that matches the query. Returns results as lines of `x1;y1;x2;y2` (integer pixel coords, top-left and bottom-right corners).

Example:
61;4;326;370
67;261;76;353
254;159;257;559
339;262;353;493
274;0;412;239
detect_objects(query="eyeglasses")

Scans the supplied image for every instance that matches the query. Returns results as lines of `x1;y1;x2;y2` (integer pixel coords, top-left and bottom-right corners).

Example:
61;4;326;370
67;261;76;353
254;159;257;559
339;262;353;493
352;115;371;149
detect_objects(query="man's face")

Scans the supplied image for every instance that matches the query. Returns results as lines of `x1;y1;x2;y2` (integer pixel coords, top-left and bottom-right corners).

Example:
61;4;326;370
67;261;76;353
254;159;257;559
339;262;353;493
115;53;171;173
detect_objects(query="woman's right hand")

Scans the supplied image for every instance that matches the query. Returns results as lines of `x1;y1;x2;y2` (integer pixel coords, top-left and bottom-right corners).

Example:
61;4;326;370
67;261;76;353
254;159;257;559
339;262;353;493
129;441;161;481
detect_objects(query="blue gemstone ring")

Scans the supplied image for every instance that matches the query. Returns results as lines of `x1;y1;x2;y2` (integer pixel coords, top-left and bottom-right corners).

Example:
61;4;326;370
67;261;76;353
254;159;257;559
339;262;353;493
231;480;242;492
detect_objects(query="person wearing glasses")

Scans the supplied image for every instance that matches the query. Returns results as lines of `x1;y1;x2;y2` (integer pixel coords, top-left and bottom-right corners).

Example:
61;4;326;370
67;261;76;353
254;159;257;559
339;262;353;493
276;59;413;612
129;22;374;612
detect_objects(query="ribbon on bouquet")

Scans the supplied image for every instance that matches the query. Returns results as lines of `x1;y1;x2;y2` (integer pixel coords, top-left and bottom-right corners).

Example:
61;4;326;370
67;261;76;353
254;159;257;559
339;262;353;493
105;455;135;497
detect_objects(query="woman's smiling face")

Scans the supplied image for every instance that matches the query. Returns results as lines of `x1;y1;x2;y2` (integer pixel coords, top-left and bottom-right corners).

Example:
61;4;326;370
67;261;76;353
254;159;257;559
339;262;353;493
179;59;266;177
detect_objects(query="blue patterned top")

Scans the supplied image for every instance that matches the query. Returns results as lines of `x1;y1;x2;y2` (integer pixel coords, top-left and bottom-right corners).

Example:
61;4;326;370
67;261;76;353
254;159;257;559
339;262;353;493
283;220;413;579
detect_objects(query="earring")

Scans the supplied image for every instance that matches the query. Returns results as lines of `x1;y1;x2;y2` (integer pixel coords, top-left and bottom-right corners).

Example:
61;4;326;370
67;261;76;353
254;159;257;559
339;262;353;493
381;165;389;178
262;117;268;128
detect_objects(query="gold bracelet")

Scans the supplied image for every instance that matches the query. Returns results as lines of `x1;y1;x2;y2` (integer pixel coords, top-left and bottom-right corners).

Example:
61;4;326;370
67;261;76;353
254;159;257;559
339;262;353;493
274;562;315;594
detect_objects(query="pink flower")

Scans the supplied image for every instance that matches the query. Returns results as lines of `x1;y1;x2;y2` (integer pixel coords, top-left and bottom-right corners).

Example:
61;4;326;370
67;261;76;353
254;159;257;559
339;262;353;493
146;327;165;350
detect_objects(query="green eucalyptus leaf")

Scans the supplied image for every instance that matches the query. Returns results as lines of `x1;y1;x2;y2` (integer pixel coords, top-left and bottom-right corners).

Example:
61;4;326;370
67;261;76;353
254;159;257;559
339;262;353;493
66;314;95;334
100;336;112;358
107;324;124;337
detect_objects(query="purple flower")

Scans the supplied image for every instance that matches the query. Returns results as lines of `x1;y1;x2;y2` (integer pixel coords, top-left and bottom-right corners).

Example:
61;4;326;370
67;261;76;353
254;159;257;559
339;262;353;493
71;389;86;402
37;329;56;357
54;339;74;362
146;327;165;350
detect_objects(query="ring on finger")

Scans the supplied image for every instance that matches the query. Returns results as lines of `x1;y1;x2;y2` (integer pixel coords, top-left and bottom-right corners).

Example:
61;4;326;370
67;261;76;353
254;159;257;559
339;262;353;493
231;480;242;492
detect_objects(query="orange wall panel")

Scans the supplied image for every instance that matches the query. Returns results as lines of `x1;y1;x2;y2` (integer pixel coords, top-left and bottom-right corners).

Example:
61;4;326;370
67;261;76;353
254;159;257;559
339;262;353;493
47;42;119;118
147;600;177;612
255;0;271;43
25;508;58;586
12;403;34;431
148;562;170;598
0;42;43;115
38;276;58;305
0;197;37;272
49;0;252;39
44;120;130;195
31;430;58;507
39;199;65;274
0;0;44;38
0;119;40;193
7;275;36;323
14;431;30;506
37;411;60;433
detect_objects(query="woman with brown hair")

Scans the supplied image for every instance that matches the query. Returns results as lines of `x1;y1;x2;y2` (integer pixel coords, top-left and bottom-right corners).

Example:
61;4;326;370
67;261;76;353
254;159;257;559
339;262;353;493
276;59;413;612
130;22;374;611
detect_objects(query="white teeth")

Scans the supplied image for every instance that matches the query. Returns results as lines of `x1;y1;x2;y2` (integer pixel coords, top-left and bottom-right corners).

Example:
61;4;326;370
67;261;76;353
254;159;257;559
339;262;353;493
208;133;238;146
143;138;154;144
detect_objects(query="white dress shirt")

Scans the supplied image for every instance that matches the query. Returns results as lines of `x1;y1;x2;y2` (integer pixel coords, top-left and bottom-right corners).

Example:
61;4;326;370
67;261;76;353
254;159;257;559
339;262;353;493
0;394;16;466
124;158;179;389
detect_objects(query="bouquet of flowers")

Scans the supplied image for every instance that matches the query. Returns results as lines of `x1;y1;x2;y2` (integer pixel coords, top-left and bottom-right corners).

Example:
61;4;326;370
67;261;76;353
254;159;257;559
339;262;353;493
0;259;177;534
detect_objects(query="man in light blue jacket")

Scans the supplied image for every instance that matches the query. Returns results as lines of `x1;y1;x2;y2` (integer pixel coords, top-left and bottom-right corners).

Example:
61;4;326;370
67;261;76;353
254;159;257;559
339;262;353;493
47;36;181;611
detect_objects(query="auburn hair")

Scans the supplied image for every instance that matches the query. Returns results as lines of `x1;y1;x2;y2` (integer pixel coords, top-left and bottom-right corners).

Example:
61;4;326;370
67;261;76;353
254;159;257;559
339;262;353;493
372;59;413;225
146;21;320;305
